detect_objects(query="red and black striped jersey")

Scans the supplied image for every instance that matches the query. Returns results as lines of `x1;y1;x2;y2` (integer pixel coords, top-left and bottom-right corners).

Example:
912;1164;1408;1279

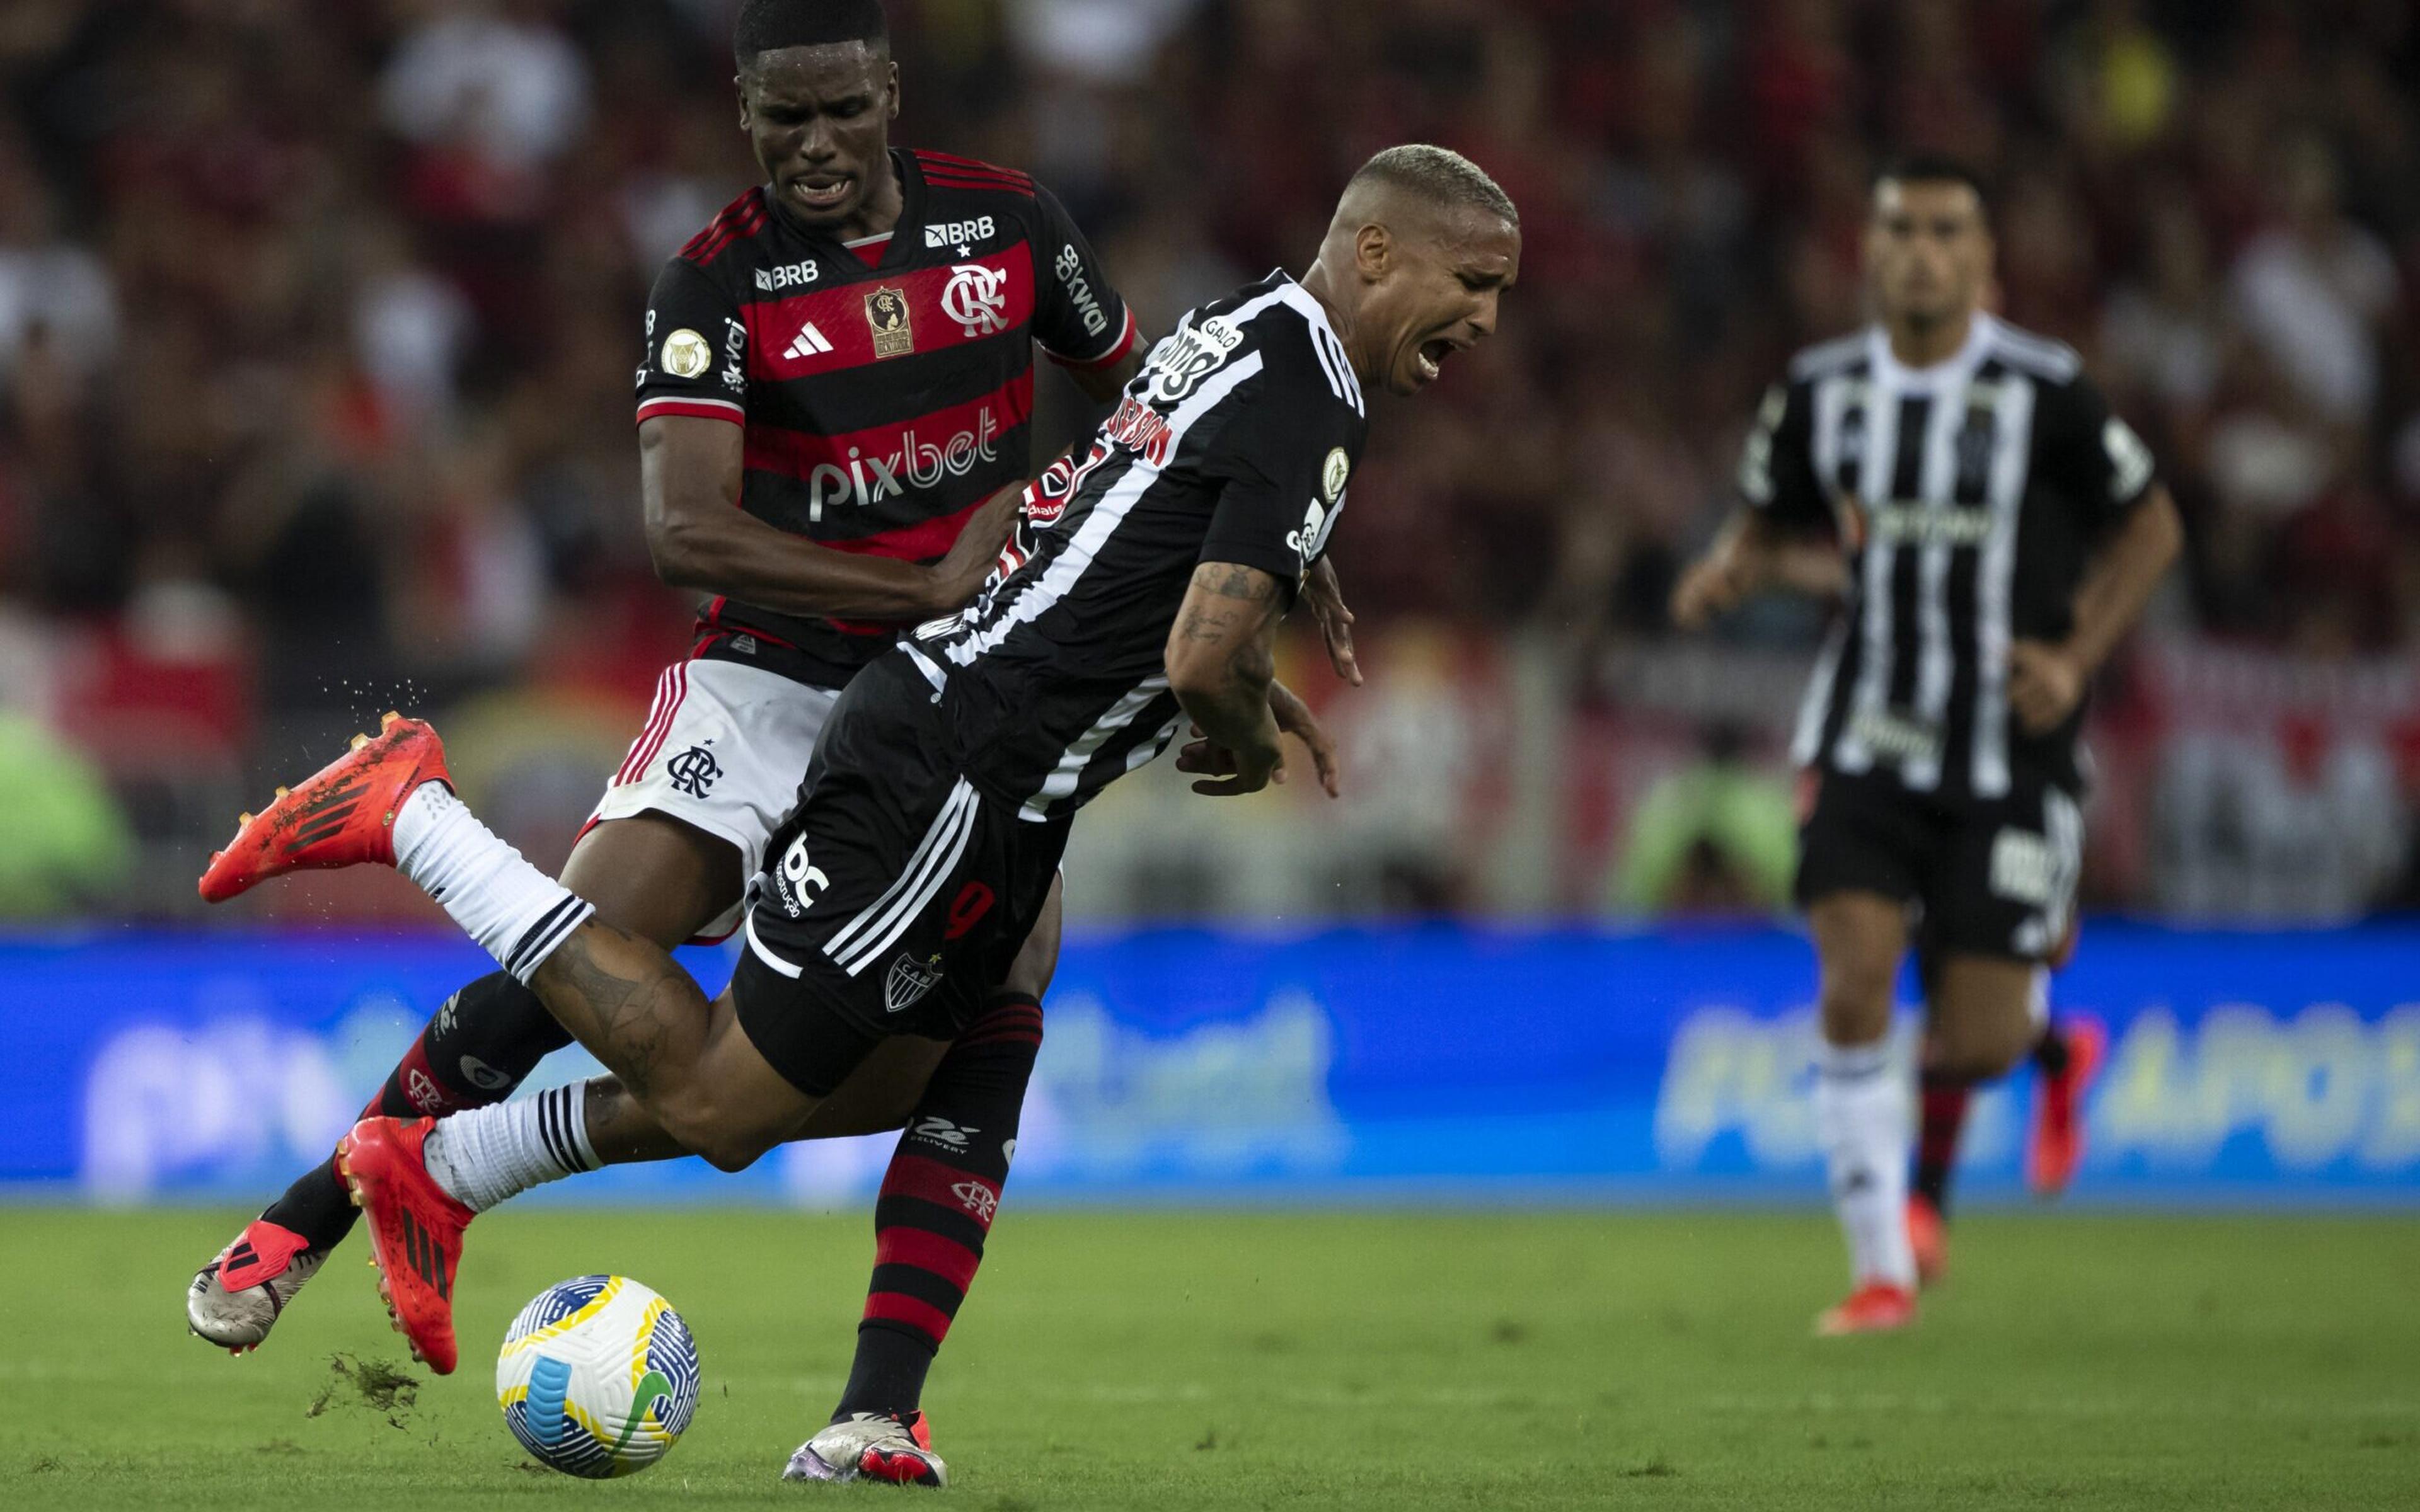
634;147;1137;687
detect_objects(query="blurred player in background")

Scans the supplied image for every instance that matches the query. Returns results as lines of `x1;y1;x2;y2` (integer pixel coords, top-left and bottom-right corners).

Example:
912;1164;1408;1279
1673;156;2180;1334
187;0;1145;1456
200;144;1514;1484
1904;922;2105;1286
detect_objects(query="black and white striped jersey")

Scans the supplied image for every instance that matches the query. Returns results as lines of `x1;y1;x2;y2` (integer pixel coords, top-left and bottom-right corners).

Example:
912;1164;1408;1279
903;270;1367;822
1741;314;2158;801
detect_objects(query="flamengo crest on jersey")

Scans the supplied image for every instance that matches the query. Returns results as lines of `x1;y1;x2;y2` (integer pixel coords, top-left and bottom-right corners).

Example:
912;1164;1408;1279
633;149;1136;687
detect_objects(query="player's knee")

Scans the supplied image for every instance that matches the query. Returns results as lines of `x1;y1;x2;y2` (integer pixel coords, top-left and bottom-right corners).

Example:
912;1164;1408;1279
1817;973;1894;1043
654;1087;776;1173
1931;1016;2032;1082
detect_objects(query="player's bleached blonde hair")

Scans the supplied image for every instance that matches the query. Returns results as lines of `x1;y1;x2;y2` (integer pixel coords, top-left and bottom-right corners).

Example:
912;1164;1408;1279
1346;145;1519;227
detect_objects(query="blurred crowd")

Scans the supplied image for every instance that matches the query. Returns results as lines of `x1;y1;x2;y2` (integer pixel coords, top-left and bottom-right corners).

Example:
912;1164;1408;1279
3;0;2417;920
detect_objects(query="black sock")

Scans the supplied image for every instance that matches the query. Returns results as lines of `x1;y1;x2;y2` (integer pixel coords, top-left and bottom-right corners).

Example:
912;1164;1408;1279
833;992;1043;1423
2032;1022;2072;1077
260;972;573;1251
1911;1070;1975;1215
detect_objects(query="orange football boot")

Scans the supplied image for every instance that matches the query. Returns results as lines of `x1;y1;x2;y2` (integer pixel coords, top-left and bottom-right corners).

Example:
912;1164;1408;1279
1815;1281;1918;1336
198;713;451;903
336;1116;472;1375
2026;1017;2107;1198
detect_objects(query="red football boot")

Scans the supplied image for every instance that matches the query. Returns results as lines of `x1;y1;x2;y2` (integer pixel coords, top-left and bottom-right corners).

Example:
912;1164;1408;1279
2026;1016;2107;1198
1906;1194;1949;1289
198;712;451;903
336;1116;473;1375
1816;1281;1918;1336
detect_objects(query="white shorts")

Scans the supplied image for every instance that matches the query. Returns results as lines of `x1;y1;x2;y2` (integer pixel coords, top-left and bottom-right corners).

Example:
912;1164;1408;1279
583;656;841;942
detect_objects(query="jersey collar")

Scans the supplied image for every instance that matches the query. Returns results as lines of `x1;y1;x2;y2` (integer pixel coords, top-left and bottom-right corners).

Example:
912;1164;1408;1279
1866;310;1997;392
1268;269;1364;411
761;148;925;270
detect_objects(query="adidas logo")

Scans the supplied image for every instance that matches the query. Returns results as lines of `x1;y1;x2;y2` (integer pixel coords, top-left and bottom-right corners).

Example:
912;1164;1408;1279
784;322;836;360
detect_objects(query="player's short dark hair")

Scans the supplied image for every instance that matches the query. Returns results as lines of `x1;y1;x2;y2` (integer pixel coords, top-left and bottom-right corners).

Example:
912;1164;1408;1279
1348;144;1519;227
734;0;889;66
1874;152;1991;210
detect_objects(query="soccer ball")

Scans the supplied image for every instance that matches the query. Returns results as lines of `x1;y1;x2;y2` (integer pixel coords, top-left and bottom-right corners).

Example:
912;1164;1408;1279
495;1275;701;1477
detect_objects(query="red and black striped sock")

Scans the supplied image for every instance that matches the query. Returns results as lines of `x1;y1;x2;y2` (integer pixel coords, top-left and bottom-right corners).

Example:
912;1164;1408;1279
1911;1070;1975;1214
262;973;573;1251
834;992;1045;1422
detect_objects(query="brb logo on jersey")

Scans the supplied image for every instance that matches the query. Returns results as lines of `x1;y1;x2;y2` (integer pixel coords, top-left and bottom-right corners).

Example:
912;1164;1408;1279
1146;314;1245;403
925;215;995;251
942;263;1010;338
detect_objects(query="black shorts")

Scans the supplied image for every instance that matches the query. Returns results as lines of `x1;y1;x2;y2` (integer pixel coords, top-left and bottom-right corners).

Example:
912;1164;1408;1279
730;655;1070;1096
1794;768;2082;963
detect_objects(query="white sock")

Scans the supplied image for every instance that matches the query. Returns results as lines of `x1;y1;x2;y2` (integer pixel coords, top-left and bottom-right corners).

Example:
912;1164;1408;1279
1814;1038;1915;1290
422;1084;601;1213
392;784;593;985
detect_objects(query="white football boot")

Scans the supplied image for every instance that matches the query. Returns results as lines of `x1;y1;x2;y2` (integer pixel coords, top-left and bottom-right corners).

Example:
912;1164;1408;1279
187;1218;325;1353
783;1411;947;1487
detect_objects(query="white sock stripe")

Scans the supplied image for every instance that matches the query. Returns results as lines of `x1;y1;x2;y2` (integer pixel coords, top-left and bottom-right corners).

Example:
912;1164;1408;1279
505;896;595;985
823;779;975;962
839;784;981;977
506;894;585;975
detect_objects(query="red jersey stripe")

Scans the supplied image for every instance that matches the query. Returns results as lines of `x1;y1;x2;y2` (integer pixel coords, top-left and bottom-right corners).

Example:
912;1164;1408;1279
742;373;1033;497
743;245;1039;375
637;396;744;426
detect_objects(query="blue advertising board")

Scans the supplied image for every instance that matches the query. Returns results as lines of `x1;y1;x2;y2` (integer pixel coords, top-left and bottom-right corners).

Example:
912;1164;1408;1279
4;923;2415;1205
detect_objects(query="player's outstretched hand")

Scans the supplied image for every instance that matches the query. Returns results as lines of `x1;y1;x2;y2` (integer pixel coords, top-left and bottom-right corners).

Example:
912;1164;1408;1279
1301;556;1363;686
1269;681;1342;798
1175;724;1285;796
2007;639;2085;733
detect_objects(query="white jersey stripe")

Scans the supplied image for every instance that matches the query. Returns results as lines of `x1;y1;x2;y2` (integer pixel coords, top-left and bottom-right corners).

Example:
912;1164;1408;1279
1903;388;1969;792
1971;375;2036;798
838;780;984;976
824;778;976;964
1833;377;1902;774
945;348;1271;667
1019;675;1170;822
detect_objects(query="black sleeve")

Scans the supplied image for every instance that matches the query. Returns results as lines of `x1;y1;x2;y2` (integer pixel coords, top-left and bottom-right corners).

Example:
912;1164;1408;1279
1028;184;1138;371
634;257;747;426
2038;372;2158;525
1737;378;1828;529
1198;337;1357;600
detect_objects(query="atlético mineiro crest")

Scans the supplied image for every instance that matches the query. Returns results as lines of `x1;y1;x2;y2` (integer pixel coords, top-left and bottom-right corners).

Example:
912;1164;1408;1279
885;950;945;1014
865;285;914;358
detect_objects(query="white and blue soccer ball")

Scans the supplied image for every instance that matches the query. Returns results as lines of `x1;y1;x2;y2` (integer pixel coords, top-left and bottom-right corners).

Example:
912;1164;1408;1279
495;1275;701;1477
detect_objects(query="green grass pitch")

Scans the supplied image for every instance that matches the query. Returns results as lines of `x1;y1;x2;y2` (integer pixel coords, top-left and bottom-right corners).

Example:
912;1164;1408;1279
2;1208;2414;1509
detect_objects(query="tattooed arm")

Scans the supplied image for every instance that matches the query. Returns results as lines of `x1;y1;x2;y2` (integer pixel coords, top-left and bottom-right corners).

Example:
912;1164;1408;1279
1163;560;1288;795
